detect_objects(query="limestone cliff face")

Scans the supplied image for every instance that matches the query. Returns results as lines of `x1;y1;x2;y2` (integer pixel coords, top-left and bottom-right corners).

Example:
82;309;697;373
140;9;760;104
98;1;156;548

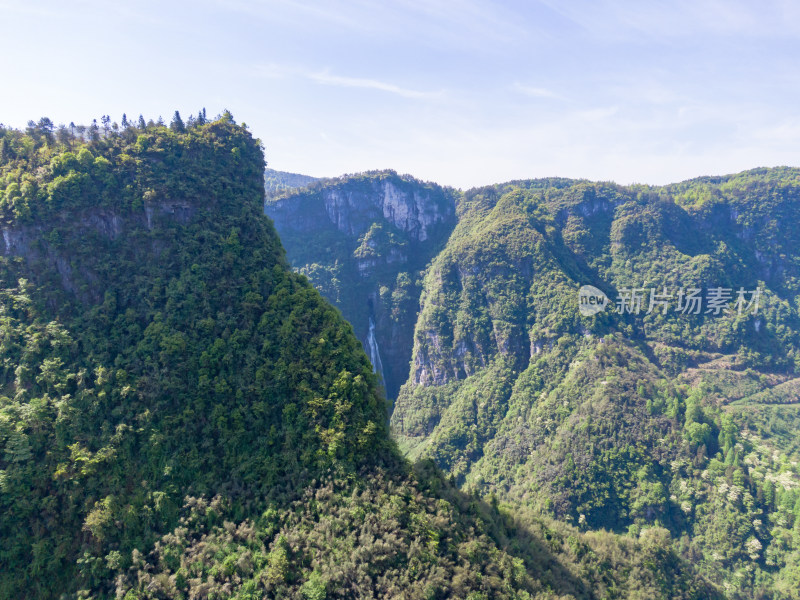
265;171;457;400
1;198;199;305
269;176;451;243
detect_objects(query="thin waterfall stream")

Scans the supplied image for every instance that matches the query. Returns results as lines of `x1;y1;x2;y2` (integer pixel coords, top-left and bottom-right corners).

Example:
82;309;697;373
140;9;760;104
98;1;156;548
367;317;385;385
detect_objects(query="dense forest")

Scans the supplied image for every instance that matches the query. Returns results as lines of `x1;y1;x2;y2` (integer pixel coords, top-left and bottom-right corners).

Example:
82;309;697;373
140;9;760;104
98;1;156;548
0;114;728;599
271;169;800;598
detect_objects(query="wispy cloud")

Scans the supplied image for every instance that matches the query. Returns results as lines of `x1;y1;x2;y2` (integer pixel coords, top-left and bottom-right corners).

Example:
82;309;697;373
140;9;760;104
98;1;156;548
309;71;443;100
512;82;565;100
244;63;444;100
210;0;540;52
535;0;800;41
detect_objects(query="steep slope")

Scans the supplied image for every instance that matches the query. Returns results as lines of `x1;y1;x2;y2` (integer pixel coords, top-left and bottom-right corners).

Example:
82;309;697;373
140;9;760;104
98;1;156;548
0;118;724;599
0;115;397;597
267;169;800;597
265;171;458;399
390;173;800;596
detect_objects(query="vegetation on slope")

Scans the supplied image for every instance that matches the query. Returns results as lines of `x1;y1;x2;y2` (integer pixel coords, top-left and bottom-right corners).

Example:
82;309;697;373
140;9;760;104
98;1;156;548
388;176;800;597
0;116;723;599
264;167;317;197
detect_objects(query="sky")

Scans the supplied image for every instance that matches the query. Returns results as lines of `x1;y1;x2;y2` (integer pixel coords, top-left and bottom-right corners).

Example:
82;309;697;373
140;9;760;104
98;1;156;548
1;0;799;189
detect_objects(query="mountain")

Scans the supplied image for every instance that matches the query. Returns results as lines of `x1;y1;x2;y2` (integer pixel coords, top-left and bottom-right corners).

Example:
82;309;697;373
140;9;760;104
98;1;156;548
273;170;800;598
265;171;458;400
0;117;724;599
264;167;318;197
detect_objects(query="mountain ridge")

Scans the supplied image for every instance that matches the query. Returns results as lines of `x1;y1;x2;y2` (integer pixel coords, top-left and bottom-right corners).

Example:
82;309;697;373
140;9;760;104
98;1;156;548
0;115;727;599
271;165;800;598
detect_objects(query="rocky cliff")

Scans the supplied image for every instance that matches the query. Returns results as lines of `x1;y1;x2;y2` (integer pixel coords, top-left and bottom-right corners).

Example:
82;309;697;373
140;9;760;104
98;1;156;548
265;170;458;399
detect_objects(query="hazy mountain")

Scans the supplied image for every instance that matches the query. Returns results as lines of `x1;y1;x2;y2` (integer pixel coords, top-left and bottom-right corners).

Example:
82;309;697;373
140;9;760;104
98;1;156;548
264;167;318;197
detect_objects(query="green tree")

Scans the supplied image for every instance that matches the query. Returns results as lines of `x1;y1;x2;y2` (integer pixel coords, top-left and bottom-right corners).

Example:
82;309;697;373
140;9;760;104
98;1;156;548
170;110;185;132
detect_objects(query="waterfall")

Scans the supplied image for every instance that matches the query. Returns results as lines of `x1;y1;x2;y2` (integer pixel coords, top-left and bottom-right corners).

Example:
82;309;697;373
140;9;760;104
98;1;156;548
367;317;385;384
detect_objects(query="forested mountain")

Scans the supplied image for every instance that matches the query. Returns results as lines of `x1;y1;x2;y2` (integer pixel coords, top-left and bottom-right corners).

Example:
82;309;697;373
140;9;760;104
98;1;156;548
265;171;458;399
264;168;318;197
0;116;724;599
272;169;800;598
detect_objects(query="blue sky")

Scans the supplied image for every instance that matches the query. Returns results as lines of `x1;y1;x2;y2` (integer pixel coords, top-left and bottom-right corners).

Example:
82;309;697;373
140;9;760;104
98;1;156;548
2;0;799;188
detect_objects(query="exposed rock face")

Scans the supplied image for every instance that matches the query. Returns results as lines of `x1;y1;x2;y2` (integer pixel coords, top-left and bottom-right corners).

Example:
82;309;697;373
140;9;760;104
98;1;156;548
2;198;200;305
265;171;457;400
2;199;197;255
270;177;451;242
